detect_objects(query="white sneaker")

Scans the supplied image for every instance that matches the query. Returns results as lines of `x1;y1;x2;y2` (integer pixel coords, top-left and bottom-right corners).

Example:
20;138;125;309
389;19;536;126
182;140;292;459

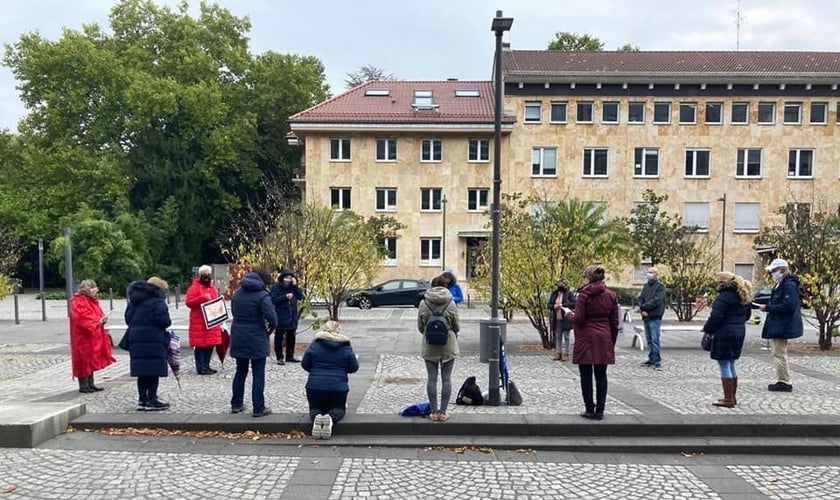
321;415;333;439
311;414;324;438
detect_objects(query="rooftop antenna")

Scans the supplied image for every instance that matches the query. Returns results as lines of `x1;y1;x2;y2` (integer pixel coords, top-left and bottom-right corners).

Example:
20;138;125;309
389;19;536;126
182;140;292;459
734;0;745;50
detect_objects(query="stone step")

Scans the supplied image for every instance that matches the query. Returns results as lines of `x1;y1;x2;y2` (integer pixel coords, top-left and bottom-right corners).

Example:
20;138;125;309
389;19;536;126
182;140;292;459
0;402;85;447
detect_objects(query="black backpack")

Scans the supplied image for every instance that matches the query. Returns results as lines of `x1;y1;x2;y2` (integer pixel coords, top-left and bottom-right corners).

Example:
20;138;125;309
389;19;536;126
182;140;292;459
456;376;484;406
424;298;451;345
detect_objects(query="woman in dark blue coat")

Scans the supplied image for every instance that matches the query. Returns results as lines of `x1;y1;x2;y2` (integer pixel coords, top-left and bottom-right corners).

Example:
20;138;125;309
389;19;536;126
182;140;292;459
230;270;278;417
269;268;304;364
302;320;359;439
702;272;752;408
126;277;172;411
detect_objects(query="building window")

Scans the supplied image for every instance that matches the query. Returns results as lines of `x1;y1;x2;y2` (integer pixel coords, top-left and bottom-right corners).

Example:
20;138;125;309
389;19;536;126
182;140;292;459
786;203;811;229
583;148;608;177
628;102;645;123
734;263;755;282
784;102;801;124
653;102;671;124
705;102;723;124
413;90;434;108
602;102;619;123
736;148;762;178
733;203;760;232
550;101;568;123
685;149;710;177
731;102;749;124
380;236;397;263
683;202;710;232
810;102;828;124
420;188;442;211
524;102;542;123
758;102;776;124
467;188;489;211
468;139;489;162
679;102;697;124
837;102;840;123
421;139;442;162
376;139;397;161
330;138;351;161
420;238;441;266
531;147;557;177
375;188;397;211
633;148;659;177
576;101;594;123
330;188;351;211
788;149;814;178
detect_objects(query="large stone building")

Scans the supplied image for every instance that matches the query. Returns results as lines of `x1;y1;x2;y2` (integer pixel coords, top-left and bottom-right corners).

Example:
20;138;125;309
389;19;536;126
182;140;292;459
289;50;840;288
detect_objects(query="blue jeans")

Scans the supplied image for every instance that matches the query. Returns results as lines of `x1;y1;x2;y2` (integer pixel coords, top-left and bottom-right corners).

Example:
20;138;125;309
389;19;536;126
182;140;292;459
231;357;266;412
717;359;737;378
644;318;662;365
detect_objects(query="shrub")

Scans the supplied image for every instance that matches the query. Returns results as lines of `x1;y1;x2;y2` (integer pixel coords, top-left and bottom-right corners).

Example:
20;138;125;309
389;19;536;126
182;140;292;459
611;286;640;306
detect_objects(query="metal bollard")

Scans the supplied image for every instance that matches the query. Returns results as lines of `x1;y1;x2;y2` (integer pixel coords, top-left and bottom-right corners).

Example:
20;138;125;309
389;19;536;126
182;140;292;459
175;285;180;310
14;292;20;325
109;288;114;311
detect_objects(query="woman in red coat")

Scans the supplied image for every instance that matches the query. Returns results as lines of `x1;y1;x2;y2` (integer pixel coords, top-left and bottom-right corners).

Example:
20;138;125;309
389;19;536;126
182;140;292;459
185;265;223;374
69;279;116;393
567;264;619;420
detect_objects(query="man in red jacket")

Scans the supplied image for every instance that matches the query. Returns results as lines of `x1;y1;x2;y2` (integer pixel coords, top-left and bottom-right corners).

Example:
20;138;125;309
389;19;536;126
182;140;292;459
186;265;223;375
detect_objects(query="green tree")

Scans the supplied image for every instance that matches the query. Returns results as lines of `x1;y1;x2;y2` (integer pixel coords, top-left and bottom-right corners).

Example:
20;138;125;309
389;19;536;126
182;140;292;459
756;204;840;350
618;43;641;52
625;189;685;268
345;65;396;89
547;32;640;52
473;194;636;348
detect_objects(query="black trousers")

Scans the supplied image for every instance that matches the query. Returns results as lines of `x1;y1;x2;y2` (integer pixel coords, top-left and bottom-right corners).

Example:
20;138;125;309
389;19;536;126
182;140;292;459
306;388;348;422
578;364;608;414
193;346;213;373
137;376;159;404
275;329;296;360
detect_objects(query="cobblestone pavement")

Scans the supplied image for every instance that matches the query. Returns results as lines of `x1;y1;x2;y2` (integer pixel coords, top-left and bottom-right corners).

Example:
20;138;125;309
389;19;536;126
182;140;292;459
729;465;840;499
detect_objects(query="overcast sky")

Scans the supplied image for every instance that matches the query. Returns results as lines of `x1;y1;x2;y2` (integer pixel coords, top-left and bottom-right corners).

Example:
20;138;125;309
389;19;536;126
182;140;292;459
2;0;840;130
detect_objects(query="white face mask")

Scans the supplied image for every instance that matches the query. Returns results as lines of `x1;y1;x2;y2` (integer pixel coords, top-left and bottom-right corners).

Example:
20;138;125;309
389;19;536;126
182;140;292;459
772;271;784;282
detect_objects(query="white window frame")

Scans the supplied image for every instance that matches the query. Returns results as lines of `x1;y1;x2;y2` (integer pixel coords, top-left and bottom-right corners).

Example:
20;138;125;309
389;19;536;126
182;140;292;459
576;101;594;123
788;149;814;179
381;236;397;265
736;148;762;178
683;202;710;232
731;102;749;124
653;102;671;124
685;148;711;178
602;102;619;124
705;102;723;124
330;138;351;161
582;148;609;177
549;101;568;123
421;139;442;162
330;187;351;211
633;148;660;178
810;102;828;124
757;102;776;124
375;188;397;212
524;102;542;123
468;139;489;162
783;102;802;124
679;102;697;124
733;202;760;233
376;138;397;162
420;188;442;212
628;102;645;124
467;188;489;212
531;147;557;177
419;238;441;266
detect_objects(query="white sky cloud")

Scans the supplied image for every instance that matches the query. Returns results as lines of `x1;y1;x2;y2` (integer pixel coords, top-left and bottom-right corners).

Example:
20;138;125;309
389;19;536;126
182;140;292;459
1;0;839;130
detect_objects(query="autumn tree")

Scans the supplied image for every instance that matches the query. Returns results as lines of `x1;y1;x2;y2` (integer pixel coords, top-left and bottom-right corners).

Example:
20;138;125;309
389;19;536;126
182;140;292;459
473;194;636;349
345;65;396;88
756;203;840;350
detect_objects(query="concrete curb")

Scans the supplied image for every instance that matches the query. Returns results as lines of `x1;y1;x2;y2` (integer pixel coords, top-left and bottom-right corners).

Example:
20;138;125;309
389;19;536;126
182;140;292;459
1;402;86;448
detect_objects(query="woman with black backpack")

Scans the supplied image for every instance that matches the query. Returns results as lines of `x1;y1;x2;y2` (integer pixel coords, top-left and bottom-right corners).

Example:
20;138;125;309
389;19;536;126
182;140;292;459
417;275;460;422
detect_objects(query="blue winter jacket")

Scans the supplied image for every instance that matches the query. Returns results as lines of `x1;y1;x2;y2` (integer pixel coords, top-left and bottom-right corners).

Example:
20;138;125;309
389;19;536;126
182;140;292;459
703;287;751;361
447;283;464;305
761;274;804;340
230;273;278;359
269;268;304;330
302;329;359;392
126;281;172;377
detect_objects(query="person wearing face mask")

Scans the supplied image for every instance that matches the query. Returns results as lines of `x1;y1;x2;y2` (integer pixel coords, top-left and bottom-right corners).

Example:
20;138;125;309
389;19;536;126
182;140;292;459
186;265;223;375
636;267;666;370
548;278;576;361
758;258;803;392
270;268;305;364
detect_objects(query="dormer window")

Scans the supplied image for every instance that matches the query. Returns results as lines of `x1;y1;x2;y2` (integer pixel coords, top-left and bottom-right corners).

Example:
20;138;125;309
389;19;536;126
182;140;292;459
365;89;390;96
413;90;437;109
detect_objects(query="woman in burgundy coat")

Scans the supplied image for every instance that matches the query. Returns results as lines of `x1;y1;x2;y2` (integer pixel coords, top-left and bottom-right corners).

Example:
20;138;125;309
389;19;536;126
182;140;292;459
567;264;619;420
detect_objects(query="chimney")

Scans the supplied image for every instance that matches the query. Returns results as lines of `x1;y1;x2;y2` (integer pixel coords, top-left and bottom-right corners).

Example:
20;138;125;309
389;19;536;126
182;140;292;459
502;42;511;51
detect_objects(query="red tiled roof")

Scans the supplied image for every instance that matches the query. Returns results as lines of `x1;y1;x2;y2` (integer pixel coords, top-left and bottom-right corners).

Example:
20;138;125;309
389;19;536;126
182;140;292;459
290;80;511;124
503;50;840;80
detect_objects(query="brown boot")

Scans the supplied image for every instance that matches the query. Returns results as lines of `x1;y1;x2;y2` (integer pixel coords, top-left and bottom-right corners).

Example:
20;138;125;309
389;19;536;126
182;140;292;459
712;378;735;408
561;347;569;361
732;377;738;405
553;352;563;361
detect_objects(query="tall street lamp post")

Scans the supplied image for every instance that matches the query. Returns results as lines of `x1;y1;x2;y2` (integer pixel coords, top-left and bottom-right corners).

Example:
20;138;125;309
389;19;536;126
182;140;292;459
719;193;727;271
486;10;513;406
441;194;448;270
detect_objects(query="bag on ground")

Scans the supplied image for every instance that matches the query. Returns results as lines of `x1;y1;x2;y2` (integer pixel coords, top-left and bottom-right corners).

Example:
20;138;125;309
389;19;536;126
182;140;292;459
456;376;484;406
506;379;523;406
400;401;432;417
424;298;451;345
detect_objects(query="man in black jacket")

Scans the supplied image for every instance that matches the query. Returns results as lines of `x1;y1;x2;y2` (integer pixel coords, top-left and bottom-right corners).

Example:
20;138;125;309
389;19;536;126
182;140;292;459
637;267;666;370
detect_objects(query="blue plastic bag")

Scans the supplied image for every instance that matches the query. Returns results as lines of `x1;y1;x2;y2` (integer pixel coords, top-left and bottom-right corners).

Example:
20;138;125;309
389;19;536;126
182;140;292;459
400;401;431;417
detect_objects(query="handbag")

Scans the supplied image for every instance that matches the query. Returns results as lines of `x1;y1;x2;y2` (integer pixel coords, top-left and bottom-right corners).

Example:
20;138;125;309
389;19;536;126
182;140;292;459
700;332;713;352
118;330;130;351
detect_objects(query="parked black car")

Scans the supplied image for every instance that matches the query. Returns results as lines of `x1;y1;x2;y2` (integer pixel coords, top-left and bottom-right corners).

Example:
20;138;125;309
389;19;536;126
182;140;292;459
752;286;809;308
345;279;429;309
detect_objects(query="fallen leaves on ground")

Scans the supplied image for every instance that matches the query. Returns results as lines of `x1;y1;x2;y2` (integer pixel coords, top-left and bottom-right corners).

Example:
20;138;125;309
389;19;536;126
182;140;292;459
2;485;18;494
85;427;306;440
515;344;551;353
423;446;494;454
